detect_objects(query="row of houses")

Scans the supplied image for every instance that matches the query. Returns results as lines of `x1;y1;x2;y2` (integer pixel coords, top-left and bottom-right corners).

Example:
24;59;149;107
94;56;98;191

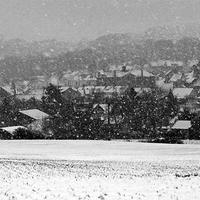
0;109;50;138
2;61;200;110
0;102;117;138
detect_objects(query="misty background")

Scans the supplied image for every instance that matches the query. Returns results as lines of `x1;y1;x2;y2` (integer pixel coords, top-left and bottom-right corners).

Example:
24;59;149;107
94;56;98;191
0;0;200;41
0;0;200;80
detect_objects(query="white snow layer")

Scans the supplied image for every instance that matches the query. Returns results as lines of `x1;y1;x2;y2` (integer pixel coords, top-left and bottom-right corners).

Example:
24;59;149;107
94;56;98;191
0;140;199;199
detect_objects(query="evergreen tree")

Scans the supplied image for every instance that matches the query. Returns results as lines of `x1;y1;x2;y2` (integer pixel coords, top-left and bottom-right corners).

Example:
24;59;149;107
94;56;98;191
42;84;64;115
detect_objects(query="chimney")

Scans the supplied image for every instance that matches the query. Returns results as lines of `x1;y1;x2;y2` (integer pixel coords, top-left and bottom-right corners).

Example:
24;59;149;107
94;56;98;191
113;70;117;78
122;65;126;72
11;81;16;97
141;69;144;78
141;69;144;89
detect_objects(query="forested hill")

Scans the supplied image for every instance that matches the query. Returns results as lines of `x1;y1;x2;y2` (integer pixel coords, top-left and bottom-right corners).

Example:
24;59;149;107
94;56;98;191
1;24;200;80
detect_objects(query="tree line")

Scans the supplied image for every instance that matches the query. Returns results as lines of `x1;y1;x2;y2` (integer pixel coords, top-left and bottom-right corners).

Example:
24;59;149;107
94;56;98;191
0;83;198;142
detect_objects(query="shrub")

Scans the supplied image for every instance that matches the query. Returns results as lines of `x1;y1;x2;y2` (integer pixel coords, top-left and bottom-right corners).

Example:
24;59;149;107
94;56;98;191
13;128;45;139
0;129;12;140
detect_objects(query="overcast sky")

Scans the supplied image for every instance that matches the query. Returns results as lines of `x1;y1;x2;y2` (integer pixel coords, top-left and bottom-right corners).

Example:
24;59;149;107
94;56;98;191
0;0;200;42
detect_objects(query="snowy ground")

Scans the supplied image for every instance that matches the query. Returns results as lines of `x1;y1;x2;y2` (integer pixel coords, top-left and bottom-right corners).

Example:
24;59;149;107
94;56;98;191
0;140;200;200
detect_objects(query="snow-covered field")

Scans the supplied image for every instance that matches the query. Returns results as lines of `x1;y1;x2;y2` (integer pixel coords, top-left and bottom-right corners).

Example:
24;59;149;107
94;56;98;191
0;140;200;200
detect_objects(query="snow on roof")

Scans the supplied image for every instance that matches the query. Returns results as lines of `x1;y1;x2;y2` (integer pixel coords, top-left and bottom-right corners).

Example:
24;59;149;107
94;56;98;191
172;120;191;130
150;60;183;67
134;88;151;93
60;86;69;92
185;71;195;83
16;94;43;101
1;86;13;95
49;76;59;85
126;65;136;71
94;86;106;93
188;60;199;67
99;104;108;111
114;86;128;93
170;116;179;125
19;109;49;120
169;73;182;82
1;126;27;134
173;88;193;99
130;70;154;77
108;65;122;71
104;86;115;93
83;75;97;81
192;79;200;87
165;70;173;76
104;71;114;77
93;104;108;111
116;71;129;77
156;79;174;91
61;87;78;93
62;71;81;80
77;86;95;95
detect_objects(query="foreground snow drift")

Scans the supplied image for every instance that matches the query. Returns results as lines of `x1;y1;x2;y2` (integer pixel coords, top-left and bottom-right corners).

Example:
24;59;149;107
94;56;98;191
0;140;200;199
0;159;200;200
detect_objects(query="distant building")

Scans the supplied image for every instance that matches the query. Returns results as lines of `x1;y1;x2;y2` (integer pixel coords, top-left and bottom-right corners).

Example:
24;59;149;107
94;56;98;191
172;120;191;130
171;120;191;139
0;87;12;102
0;126;27;139
97;67;156;88
61;87;82;101
60;71;97;88
17;109;50;128
173;88;195;99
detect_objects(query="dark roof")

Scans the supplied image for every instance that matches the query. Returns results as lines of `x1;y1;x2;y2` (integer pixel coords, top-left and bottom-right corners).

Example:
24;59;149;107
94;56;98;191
0;87;12;99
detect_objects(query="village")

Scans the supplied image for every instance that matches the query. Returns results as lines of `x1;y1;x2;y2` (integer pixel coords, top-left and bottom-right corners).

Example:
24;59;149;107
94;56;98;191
0;59;199;142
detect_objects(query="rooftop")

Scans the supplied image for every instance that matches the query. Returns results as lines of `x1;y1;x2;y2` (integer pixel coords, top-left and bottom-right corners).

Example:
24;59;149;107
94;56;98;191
1;126;27;135
173;88;193;99
172;120;191;130
19;109;49;120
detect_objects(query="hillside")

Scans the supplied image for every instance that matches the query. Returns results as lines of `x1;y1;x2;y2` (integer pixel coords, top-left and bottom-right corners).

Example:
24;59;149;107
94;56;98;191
1;24;200;80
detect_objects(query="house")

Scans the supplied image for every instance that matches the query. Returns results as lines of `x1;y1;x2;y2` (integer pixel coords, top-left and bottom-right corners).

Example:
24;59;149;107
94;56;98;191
60;71;94;88
17;109;50;129
156;78;173;91
173;88;194;99
172;88;200;112
0;126;27;139
19;109;49;120
134;88;151;94
18;109;50;132
172;120;192;130
92;104;106;119
16;89;44;101
93;104;110;113
150;60;183;68
92;104;113;120
30;75;48;89
97;69;156;88
185;71;196;84
169;73;182;83
171;120;192;139
83;75;97;86
1;126;27;134
77;86;95;96
0;87;12;102
61;87;82;100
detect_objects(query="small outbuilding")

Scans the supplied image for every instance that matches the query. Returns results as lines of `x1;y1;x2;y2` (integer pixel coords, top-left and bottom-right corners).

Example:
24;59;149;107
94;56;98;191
0;126;27;139
171;120;191;130
171;120;191;139
18;109;50;131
